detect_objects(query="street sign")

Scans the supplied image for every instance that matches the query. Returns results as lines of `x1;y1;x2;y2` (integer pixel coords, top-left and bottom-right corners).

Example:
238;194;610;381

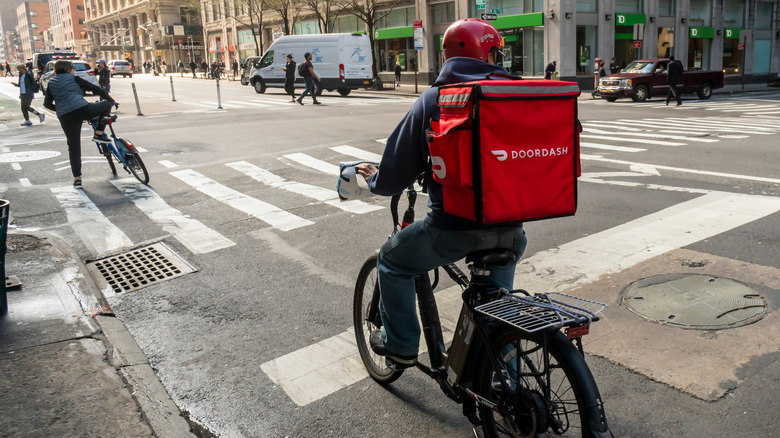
738;43;745;50
633;23;645;40
413;19;423;50
739;30;752;45
476;0;485;7
633;40;641;48
173;25;185;36
482;13;497;20
489;9;501;14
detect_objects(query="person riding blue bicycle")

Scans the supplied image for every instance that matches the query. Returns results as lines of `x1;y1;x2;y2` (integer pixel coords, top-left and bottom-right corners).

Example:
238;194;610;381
356;19;527;369
43;59;117;189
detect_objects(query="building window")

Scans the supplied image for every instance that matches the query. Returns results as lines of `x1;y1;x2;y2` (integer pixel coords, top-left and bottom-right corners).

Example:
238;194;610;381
77;5;84;11
576;0;597;13
723;0;744;27
688;38;710;69
689;0;712;27
294;20;320;35
223;0;230;18
31;24;38;29
658;0;674;15
615;0;642;14
335;15;362;33
79;19;84;24
378;6;414;29
755;2;773;30
576;25;597;75
30;11;37;16
433;2;455;24
753;40;771;73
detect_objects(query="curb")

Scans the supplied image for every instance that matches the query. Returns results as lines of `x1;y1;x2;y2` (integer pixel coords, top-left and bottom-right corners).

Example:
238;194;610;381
20;231;196;438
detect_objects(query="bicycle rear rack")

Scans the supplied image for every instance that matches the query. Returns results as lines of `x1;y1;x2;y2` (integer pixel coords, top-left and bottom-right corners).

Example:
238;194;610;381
473;292;607;333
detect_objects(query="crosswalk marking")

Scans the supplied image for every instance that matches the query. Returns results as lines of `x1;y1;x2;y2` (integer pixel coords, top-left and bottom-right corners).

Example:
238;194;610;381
580;133;685;146
329;145;382;161
159;160;178;168
618;119;773;135
51;186;134;258
110;179;236;254
170;169;314;231
260;191;780;406
282;153;340;175
580;142;646;152
582;127;718;143
225;161;382;214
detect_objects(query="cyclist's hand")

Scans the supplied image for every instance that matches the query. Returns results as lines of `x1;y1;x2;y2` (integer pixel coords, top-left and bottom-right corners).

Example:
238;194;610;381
113;102;120;108
356;163;378;181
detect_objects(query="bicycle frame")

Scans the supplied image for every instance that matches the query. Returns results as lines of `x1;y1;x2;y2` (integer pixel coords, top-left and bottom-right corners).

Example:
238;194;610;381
89;116;136;166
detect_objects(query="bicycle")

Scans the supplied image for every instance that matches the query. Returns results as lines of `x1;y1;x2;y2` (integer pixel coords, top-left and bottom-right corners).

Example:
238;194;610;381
87;107;149;184
352;183;613;437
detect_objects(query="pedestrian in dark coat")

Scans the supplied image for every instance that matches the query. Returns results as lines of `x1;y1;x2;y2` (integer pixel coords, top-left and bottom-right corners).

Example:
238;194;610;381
232;59;239;78
190;60;197;78
13;64;44;126
544;60;557;79
665;56;683;106
394;62;402;86
609;57;620;74
282;54;297;102
95;59;111;96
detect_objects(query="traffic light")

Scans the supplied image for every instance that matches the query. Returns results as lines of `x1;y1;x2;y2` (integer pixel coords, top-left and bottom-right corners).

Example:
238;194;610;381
80;31;87;39
137;28;143;36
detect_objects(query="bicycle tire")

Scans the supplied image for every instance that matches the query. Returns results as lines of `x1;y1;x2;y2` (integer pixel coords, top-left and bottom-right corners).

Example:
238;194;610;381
476;327;611;438
105;152;116;174
126;153;149;184
353;255;404;384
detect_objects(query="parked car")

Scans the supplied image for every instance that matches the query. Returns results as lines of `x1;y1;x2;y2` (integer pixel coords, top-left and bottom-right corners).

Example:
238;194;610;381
598;58;724;102
249;33;374;96
31;50;77;81
240;56;261;85
40;59;99;95
107;60;133;77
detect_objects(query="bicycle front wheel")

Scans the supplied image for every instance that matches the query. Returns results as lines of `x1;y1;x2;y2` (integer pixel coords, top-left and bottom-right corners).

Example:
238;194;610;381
126;153;149;184
353;254;404;385
105;152;117;174
476;327;611;438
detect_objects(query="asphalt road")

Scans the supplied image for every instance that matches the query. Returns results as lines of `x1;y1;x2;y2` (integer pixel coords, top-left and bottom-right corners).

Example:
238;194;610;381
1;74;779;437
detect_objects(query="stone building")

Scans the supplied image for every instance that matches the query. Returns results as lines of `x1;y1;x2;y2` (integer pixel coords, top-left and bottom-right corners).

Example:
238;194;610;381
16;0;51;60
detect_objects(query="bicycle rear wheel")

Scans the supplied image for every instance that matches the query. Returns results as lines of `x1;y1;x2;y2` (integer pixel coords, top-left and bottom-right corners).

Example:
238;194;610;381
353;254;404;384
476;327;611;438
126;153;149;184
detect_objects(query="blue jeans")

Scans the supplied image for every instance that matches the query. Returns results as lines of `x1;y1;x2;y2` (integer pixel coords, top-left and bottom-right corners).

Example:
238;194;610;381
299;77;317;101
377;220;527;356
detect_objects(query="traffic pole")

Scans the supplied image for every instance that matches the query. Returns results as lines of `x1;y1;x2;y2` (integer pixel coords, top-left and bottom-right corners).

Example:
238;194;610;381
216;74;223;109
131;82;144;116
170;76;177;102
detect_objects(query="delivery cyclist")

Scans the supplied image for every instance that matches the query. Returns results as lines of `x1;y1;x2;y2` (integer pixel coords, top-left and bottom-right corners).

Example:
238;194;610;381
356;19;527;368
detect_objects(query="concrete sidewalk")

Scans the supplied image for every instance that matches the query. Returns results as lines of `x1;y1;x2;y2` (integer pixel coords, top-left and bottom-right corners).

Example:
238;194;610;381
0;232;195;437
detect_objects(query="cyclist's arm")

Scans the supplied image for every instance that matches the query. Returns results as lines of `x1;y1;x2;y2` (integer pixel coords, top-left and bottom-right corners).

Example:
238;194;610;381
366;90;436;196
75;76;114;102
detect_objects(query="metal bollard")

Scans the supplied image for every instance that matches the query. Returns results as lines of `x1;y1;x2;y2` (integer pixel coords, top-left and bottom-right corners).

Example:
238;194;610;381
170;76;176;102
131;82;144;116
216;74;223;109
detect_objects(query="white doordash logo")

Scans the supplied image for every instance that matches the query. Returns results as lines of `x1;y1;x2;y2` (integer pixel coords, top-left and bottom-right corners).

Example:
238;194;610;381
431;156;447;178
491;147;569;161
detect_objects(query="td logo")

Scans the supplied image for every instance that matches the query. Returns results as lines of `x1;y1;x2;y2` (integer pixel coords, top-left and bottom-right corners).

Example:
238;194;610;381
691;28;698;37
617;15;626;24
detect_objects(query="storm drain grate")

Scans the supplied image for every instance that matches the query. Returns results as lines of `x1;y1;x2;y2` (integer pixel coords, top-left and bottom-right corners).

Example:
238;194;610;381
621;274;767;330
87;243;197;294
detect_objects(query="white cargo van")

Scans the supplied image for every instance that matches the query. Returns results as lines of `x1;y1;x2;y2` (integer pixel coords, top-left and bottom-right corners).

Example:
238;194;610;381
249;33;374;96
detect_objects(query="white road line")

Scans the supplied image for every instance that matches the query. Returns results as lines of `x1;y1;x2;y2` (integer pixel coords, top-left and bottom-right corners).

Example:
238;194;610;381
134;146;148;153
618;119;773;135
329;145;383;161
226;100;269;107
11;163;21;170
226;161;382;214
159;160;178;168
580;142;646;152
580;134;685;146
19;178;31;186
205;101;243;109
678;118;779;131
282;153;340;175
170;169;313;231
51;186;134;258
375;138;388;144
691;117;780;128
260;190;780;406
582;127;718;143
110;179;235;254
248;98;296;106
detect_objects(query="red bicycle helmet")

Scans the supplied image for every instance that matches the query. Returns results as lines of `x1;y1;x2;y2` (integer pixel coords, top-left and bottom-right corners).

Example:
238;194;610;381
442;18;503;62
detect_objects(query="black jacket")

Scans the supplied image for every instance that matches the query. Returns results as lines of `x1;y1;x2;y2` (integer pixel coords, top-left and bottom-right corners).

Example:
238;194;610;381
667;60;683;85
96;67;110;88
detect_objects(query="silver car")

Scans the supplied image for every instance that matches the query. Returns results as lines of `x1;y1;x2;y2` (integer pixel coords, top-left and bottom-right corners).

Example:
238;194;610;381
40;60;100;95
107;60;133;77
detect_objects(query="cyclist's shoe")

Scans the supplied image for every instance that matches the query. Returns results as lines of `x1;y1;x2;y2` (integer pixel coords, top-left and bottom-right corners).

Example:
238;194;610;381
93;133;111;144
369;331;417;369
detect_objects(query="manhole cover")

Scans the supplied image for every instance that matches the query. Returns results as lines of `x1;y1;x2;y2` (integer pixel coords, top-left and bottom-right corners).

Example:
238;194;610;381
87;243;196;294
0;150;61;162
621;274;766;329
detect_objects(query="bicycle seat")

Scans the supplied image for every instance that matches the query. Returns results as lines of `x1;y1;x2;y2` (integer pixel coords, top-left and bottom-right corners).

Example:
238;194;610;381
465;249;516;268
100;114;117;124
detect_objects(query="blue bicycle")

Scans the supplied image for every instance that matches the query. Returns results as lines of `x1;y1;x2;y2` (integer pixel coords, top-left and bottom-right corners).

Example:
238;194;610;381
88;110;149;184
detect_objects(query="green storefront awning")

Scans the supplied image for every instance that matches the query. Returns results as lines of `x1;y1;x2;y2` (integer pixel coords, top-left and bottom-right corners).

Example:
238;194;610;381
375;26;413;40
615;14;646;26
690;27;715;38
494;12;544;30
615;33;634;40
724;28;743;39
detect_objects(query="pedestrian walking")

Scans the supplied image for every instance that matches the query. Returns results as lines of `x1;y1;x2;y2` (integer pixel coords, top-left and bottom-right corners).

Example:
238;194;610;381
394;62;401;86
190;60;197;78
13;64;44;126
200;61;208;77
232;59;239;79
95;59;111;98
43;60;116;189
591;58;607;99
544;60;557;79
609;57;620;74
296;52;321;105
161;60;167;76
178;60;184;77
0;63;4;76
665;55;683;106
5;62;12;77
282;54;297;102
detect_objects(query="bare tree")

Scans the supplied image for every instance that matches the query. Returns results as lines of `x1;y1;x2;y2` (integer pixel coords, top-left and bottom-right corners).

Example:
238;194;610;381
233;0;265;55
304;0;349;34
264;0;305;36
337;0;402;79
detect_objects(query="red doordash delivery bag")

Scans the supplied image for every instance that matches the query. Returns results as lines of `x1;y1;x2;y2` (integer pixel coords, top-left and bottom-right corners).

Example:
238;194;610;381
426;79;581;225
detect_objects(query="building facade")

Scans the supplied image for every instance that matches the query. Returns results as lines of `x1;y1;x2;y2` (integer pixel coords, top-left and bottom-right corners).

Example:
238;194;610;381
47;0;88;54
84;0;203;69
201;0;779;87
16;0;51;60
